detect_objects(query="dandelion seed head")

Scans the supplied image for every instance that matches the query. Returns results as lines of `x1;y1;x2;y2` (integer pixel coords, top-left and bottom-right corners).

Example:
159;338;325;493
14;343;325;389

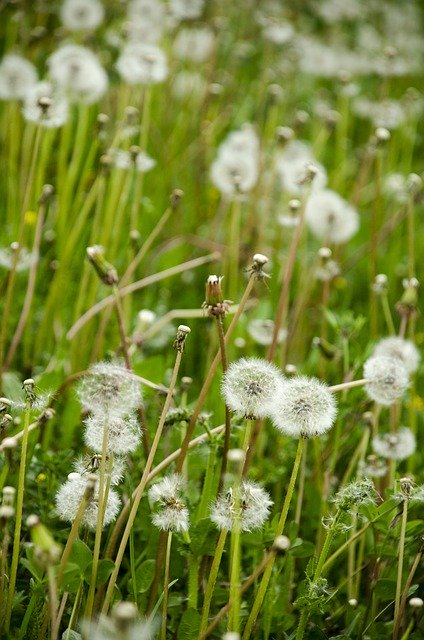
148;473;185;504
23;81;68;128
0;53;38;101
55;473;120;529
247;319;287;346
372;427;416;461
173;27;215;64
84;411;140;455
364;356;409;405
73;455;125;485
372;336;420;374
221;357;284;418
305;189;359;244
169;0;204;22
149;474;189;532
77;362;142;417
60;0;105;31
116;43;168;85
48;45;108;104
270;376;337;438
332;478;376;512
211;480;272;532
276;141;327;196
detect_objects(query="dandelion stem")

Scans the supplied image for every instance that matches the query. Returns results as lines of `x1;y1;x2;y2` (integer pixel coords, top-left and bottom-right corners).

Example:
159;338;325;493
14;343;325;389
393;497;408;636
5;400;31;632
242;436;304;639
199;528;228;633
161;530;173;640
112;284;131;369
328;378;367;392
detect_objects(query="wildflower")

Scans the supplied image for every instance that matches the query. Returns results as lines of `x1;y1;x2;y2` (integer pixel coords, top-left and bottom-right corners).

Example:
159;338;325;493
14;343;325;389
47;45;108;104
372;336;420;375
270;376;337;438
84;411;141;455
112;147;156;173
247;319;287;346
0;53;38;101
77;362;141;417
211;480;273;532
305;189;359;244
173;27;215;64
55;472;120;529
363;356;409;405
221;357;284;419
169;0;204;22
60;0;105;31
116;43;168;85
0;244;35;272
148;474;189;532
372;427;416;461
23;81;68;128
359;454;387;478
276;140;327;196
171;70;206;100
332;478;376;512
73;455;125;485
315;248;340;282
126;0;166;44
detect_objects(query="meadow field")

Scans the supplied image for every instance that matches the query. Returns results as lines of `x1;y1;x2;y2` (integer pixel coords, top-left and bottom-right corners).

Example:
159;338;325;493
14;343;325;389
0;0;423;638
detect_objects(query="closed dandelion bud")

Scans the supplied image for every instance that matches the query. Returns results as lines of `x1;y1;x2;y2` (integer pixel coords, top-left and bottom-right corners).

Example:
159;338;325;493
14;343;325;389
222;357;284;419
273;535;291;553
375;127;390;144
174;325;191;352
409;597;424;608
211;480;273;532
86;245;119;285
364;356;409;405
55;472;120;529
372;274;388;294
0;398;11;413
400;476;414;496
170;188;184;209
26;514;62;563
396;278;419;317
270;376;337;438
38;184;54;205
0;414;13;432
148;474;189;532
249;253;271;281
205;275;224;307
348;598;358;607
276;126;294;144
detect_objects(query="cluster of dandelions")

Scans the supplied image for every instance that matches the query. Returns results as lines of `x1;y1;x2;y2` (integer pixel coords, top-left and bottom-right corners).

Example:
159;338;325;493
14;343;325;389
55;362;142;529
222;357;337;439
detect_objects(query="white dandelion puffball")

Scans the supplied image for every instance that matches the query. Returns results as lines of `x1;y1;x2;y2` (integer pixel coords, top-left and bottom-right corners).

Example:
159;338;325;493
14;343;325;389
77;362;142;417
126;0;166;44
221;357;284;418
55;473;120;529
372;427;416;461
23;81;69;128
149;474;189;532
270;376;337;438
211;480;273;532
0;53;38;101
60;0;105;31
169;0;204;22
48;45;108;104
173;27;215;64
305;189;359;244
275;140;327;196
372;336;420;375
210;124;260;198
84;411;141;455
116;43;168;85
247;319;287;346
364;356;409;405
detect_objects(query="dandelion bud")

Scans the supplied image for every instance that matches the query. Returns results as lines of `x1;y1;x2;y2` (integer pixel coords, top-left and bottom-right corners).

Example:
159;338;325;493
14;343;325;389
174;325;191;352
375;127;390;144
276;126;294;144
23;378;36;405
112;601;138;631
364;356;409;405
285;364;297;376
86;245;119;285
289;199;301;213
180;376;193;392
222;357;284;419
27;514;62;563
0;414;13;431
396;278;419;318
205;275;224;306
253;253;268;267
294;110;309;127
372;273;388;294
0;398;11;413
211;480;273;532
0;505;15;520
400;476;413;496
270;376;337;438
348;598;358;607
273;535;291;553
170;188;184;209
38;184;54;205
409;597;424;608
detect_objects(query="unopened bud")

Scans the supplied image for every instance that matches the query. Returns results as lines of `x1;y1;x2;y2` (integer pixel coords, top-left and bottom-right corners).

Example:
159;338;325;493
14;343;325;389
272;535;290;552
86;245;119;285
38;184;54;205
170;189;184;210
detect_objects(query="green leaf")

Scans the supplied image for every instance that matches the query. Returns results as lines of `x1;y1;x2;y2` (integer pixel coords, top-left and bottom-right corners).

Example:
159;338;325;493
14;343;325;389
373;579;397;600
189;519;217;556
69;539;92;573
95;559;115;585
289;539;316;558
177;608;201;640
136;559;156;593
61;563;81;592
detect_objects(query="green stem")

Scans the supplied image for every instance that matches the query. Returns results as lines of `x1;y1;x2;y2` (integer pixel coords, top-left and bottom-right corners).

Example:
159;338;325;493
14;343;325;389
242;436;304;639
393;498;408;636
199;528;228;633
161;531;173;640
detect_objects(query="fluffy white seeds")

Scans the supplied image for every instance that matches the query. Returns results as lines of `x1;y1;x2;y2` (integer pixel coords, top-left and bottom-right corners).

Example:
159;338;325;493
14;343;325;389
48;45;108;104
211;480;273;532
247;319;287;346
372;336;420;375
372;427;416;461
270;376;337;438
84;412;141;455
116;44;168;85
77;362;142;418
149;474;189;532
276;140;327;196
60;0;105;31
221;357;284;418
23;81;69;128
210;125;260;199
173;27;215;64
305;189;359;244
0;53;38;101
364;356;409;405
55;473;120;529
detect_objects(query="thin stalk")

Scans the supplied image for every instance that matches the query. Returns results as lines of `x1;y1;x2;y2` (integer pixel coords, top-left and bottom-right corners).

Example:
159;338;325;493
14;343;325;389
47;565;58;640
228;518;241;632
215;315;231;488
328;379;367;392
242;437;304;639
161;531;173;640
394;541;424;639
370;149;383;337
393;498;408;636
188;557;200;609
380;292;396;336
406;195;415;279
199;528;228;633
112;284;131;369
102;345;185;614
4;400;31;632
